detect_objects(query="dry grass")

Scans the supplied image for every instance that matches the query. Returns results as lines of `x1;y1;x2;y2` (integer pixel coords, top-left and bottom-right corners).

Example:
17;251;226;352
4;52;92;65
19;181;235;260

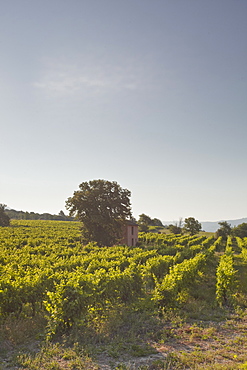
1;306;247;370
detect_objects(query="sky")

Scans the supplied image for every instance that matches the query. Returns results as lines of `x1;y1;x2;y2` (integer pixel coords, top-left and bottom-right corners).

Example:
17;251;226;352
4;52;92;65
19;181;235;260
1;0;247;223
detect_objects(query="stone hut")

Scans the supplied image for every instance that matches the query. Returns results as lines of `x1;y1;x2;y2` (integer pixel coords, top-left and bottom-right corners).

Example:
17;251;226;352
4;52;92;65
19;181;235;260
122;220;138;246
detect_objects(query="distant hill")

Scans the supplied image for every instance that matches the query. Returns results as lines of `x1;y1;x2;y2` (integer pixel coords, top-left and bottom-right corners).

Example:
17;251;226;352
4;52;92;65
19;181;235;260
201;218;247;232
162;218;247;233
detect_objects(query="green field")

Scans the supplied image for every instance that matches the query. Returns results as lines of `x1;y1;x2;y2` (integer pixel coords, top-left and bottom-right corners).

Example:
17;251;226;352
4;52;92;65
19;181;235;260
0;220;247;369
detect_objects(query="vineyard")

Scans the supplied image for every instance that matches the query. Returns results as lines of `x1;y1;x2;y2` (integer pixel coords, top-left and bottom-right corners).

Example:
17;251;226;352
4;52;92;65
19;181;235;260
1;220;247;369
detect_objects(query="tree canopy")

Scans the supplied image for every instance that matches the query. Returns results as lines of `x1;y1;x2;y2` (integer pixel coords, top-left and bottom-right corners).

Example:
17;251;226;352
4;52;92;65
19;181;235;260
66;179;132;246
169;218;183;234
0;204;10;227
215;221;232;239
183;217;201;235
232;222;247;238
169;224;182;234
137;213;151;232
137;213;163;232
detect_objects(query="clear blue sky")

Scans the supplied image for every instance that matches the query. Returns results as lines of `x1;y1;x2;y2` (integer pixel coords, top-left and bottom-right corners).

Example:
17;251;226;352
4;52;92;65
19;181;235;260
1;0;247;222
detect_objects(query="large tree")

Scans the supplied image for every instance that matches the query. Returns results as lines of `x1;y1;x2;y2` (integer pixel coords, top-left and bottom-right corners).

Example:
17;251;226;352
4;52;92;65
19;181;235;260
66;179;132;246
183;217;201;235
0;204;10;227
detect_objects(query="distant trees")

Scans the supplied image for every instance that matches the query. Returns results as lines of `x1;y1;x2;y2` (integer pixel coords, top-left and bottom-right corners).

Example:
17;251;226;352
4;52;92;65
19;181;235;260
168;218;183;234
152;218;163;227
5;209;73;221
0;204;10;226
215;221;247;239
183;217;201;235
215;221;232;239
138;214;152;231
138;214;203;236
66;179;132;246
137;214;149;232
232;223;247;238
137;213;163;232
169;224;182;234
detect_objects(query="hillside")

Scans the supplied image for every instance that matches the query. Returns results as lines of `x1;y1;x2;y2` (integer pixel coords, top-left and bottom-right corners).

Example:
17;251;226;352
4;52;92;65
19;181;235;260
201;218;247;232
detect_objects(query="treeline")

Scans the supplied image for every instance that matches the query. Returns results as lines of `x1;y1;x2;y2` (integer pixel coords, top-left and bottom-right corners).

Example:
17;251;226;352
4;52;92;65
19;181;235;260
216;221;247;239
5;209;74;221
